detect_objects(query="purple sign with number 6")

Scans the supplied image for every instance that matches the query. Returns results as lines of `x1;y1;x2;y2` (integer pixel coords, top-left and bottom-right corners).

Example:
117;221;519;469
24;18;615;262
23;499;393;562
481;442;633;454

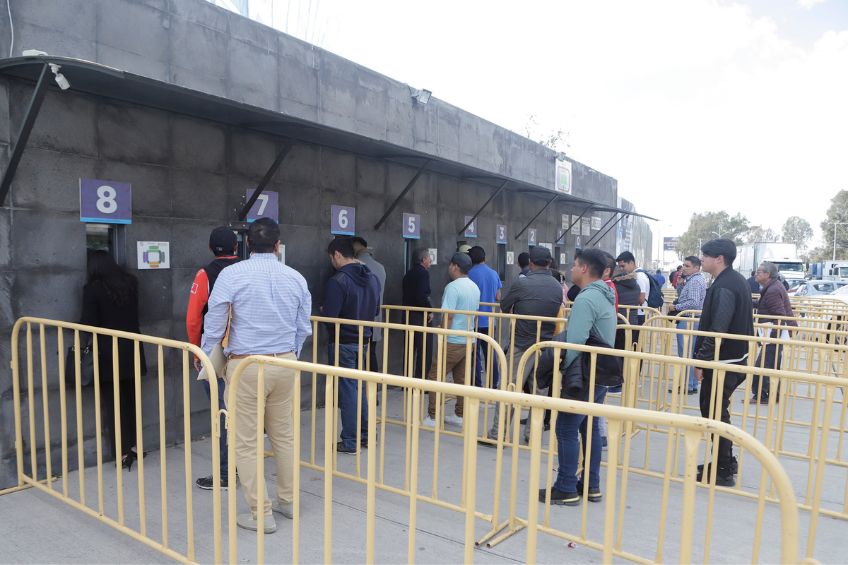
79;178;132;224
245;189;279;222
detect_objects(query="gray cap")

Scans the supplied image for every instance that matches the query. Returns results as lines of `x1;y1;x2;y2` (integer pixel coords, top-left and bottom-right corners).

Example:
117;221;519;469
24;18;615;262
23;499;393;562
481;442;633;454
450;252;473;271
529;246;552;265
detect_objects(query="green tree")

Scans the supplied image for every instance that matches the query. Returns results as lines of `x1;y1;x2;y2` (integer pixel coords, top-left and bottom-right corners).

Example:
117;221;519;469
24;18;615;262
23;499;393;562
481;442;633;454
821;190;848;260
677;211;751;259
782;216;813;252
746;226;780;244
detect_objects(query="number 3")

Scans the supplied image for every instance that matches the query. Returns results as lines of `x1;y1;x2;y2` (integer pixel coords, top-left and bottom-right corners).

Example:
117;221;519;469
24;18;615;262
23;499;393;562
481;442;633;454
96;185;118;214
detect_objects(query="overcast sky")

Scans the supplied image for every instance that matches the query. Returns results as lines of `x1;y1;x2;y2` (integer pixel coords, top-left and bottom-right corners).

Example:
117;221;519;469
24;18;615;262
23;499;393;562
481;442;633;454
247;0;848;252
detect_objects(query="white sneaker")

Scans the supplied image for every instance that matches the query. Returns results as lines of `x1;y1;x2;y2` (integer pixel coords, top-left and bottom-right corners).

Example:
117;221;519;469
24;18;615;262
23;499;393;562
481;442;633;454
237;512;276;533
422;415;437;428
272;500;293;519
444;414;463;427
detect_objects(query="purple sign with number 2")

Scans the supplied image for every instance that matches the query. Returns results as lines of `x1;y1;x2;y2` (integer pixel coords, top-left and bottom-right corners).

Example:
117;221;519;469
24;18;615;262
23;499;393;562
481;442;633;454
79;178;132;224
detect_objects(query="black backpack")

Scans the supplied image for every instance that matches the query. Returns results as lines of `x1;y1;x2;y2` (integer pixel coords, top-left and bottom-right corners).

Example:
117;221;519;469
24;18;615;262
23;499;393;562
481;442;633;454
637;269;664;309
534;330;623;397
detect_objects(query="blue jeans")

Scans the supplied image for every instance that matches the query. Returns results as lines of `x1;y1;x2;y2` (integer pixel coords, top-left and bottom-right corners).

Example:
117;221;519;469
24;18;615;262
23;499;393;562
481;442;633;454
554;386;607;492
474;333;501;389
328;343;368;450
676;321;699;390
201;377;229;479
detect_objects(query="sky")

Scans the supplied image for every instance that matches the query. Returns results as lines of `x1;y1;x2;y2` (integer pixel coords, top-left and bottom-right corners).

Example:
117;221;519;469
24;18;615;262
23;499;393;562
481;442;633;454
238;0;848;255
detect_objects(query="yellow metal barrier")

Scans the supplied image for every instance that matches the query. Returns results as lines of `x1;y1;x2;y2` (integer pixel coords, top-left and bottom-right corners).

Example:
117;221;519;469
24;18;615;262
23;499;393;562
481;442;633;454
523;326;846;560
226;353;800;563
5;317;223;564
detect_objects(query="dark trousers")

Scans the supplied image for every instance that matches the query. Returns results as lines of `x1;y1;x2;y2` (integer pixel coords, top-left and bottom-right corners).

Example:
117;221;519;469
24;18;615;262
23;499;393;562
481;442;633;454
554;386;607;492
368;338;380;372
474;333;501;389
329;343;369;450
699;368;745;468
409;312;433;379
201;377;229;479
100;378;137;461
751;344;782;400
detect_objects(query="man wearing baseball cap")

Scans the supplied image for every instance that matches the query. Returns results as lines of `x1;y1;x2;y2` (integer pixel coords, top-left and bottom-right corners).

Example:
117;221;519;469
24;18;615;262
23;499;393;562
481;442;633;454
186;226;241;491
423;252;480;428
488;245;564;443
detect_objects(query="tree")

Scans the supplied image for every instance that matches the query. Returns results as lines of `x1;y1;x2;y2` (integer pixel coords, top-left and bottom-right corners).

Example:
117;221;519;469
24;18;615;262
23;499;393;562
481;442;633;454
523;114;570;152
821;190;848;260
746;226;780;244
677;211;751;259
782;216;813;252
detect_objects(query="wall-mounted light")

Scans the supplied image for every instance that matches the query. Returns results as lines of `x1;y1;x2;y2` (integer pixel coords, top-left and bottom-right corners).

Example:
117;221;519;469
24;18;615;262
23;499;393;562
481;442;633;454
48;63;70;90
410;87;432;105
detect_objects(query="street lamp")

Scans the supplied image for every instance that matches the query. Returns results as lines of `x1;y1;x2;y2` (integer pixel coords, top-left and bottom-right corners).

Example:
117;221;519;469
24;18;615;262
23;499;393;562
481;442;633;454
832;222;848;261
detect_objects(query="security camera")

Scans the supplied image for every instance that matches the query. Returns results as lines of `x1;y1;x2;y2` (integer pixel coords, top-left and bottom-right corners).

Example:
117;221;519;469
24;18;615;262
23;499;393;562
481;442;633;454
48;63;71;90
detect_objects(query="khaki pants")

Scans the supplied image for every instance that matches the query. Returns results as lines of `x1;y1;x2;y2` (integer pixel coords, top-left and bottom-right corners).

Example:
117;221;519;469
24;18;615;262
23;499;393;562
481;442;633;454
427;342;470;418
225;354;296;517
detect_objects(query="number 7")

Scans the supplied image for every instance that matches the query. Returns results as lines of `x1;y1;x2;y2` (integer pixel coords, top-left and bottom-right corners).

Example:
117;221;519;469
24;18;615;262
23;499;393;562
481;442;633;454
256;194;269;215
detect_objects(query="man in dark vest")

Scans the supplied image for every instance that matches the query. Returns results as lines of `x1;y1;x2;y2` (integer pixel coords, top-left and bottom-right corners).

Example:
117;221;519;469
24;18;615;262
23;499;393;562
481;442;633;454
186;226;241;490
693;238;755;487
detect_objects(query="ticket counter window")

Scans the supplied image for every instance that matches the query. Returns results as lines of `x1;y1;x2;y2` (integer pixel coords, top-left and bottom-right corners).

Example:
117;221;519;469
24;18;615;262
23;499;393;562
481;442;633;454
85;223;125;265
497;244;506;281
404;239;415;271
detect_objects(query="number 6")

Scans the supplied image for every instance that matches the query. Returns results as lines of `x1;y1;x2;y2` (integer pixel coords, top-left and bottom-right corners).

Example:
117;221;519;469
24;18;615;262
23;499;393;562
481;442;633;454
338;209;348;229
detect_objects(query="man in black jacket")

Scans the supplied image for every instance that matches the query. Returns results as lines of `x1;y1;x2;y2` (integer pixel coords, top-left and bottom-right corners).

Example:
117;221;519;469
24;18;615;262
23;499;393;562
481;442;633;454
402;248;434;379
324;237;382;454
694;239;755;486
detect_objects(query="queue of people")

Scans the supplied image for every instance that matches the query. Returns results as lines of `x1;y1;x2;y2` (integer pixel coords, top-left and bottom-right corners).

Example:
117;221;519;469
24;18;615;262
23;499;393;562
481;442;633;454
79;223;763;527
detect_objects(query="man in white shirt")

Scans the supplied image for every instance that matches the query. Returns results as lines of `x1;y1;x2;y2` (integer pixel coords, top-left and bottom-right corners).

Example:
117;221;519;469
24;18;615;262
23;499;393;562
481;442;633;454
616;251;649;325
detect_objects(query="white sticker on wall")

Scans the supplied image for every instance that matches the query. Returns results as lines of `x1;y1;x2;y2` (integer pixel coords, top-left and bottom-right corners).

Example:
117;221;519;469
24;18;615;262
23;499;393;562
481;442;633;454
428;248;438;265
506;251;515;265
137;241;170;270
560;253;567;265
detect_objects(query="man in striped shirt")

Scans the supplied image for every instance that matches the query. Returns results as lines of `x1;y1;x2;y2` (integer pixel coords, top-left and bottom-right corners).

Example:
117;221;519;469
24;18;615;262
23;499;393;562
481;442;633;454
202;218;312;534
668;256;707;394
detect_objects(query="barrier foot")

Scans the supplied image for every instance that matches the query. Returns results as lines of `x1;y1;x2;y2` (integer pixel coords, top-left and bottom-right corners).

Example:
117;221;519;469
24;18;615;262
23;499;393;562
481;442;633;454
476;519;510;547
485;523;526;548
0;476;58;497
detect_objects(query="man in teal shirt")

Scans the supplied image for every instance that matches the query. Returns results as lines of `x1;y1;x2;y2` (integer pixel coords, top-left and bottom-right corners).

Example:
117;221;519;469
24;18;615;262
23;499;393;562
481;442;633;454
540;248;617;506
424;252;481;428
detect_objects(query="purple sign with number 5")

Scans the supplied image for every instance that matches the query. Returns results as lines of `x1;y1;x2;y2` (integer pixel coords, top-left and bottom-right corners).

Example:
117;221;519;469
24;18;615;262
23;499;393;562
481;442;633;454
79;178;132;224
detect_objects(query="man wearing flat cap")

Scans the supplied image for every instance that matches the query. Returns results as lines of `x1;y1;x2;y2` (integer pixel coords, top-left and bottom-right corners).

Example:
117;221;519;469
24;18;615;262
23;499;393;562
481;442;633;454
488;245;564;443
423;252;480;429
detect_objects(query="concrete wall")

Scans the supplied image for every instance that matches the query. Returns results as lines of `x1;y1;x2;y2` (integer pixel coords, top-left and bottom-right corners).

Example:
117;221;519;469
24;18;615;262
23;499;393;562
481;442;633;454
0;0;632;488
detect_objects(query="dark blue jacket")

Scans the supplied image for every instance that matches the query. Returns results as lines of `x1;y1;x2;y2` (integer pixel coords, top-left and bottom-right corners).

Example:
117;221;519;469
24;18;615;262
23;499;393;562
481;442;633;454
402;264;432;308
323;263;382;342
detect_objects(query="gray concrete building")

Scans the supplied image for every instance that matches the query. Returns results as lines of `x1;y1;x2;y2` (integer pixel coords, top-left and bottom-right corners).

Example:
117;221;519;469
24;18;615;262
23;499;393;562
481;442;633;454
0;0;654;488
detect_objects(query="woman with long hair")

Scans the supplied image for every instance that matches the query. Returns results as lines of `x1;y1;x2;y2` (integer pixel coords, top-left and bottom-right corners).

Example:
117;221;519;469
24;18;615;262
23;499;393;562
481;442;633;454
81;250;147;470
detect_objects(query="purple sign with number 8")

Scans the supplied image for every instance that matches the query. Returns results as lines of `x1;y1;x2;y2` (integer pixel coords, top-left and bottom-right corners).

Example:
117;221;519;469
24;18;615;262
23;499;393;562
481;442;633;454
79;178;132;224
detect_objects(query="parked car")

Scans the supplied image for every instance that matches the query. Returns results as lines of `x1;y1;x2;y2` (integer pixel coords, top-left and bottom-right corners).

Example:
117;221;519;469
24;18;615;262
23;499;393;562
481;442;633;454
793;280;848;297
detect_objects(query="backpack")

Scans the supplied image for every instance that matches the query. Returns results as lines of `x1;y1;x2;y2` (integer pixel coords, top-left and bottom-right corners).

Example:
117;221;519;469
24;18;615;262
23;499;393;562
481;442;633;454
637;269;664;309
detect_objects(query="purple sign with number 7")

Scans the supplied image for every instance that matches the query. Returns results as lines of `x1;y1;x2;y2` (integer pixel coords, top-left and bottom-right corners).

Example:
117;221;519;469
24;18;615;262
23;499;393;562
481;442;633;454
245;189;279;222
79;178;132;224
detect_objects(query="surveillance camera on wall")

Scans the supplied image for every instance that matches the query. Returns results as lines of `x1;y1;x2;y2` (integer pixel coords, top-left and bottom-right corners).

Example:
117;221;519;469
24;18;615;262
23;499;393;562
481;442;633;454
48;63;71;90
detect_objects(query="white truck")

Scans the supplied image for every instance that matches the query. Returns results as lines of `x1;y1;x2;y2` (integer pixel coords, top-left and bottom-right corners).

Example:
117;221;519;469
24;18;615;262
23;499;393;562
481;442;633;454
809;261;848;280
734;242;806;285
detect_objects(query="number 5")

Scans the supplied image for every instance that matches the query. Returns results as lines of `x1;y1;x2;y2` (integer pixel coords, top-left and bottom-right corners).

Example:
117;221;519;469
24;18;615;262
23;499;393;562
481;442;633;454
407;215;416;233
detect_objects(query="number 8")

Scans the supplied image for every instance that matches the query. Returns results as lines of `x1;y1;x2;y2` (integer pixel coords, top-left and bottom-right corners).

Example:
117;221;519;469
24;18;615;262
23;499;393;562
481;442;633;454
96;185;118;214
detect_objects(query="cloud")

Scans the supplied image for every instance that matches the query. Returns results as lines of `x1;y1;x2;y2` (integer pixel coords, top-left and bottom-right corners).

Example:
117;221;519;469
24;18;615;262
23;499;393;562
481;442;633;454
797;0;828;9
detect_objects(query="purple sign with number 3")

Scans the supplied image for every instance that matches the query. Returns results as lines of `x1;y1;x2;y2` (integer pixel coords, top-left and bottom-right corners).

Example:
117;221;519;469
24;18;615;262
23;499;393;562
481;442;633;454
79;178;132;224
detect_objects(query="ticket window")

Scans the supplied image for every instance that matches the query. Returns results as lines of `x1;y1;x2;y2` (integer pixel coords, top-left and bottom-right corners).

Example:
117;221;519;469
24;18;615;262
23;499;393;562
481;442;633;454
497;244;506;281
404;239;416;271
85;223;126;266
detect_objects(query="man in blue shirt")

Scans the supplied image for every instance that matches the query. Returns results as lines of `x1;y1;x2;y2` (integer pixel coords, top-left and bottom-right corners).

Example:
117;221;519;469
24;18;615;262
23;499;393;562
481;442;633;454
203;218;312;533
323;237;382;455
423;252;480;428
467;246;502;389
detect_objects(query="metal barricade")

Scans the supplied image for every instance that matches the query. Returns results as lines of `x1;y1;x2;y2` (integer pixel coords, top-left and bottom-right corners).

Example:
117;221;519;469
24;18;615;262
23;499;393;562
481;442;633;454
227;352;800;564
4;317;223;563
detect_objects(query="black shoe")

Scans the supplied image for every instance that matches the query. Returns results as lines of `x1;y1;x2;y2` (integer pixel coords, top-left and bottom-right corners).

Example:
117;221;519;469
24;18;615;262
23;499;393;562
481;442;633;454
520;418;528;425
576;478;603;502
543;422;550;432
539;487;580;506
687;388;698;395
696;465;735;487
196;475;229;490
121;451;136;471
336;441;357;455
697;455;737;476
758;396;770;405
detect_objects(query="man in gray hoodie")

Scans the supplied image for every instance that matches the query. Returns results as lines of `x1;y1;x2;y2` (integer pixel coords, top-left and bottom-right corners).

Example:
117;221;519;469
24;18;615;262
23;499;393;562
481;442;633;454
539;248;617;506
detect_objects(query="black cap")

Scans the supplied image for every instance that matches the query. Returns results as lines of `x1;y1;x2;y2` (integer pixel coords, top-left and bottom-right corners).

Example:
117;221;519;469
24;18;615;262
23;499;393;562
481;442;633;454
209;227;237;256
529;246;552;265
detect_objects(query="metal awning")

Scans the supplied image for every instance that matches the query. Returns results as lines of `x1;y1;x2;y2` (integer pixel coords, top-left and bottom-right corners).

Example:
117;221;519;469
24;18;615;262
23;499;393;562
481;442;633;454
0;55;658;223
